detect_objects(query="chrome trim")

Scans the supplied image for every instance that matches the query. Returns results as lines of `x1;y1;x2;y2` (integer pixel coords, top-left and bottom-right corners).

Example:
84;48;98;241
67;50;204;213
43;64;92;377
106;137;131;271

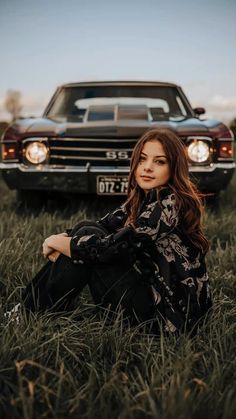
49;137;137;143
218;157;234;161
189;162;235;172
0;162;129;173
50;154;130;161
22;137;48;144
0;159;18;163
186;136;213;142
0;163;23;169
50;146;133;152
1;140;17;143
0;161;235;173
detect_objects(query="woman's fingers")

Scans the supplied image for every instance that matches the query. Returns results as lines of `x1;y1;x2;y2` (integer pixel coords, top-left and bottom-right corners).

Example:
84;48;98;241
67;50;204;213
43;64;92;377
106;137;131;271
48;250;60;262
42;240;54;258
42;232;69;259
42;242;60;261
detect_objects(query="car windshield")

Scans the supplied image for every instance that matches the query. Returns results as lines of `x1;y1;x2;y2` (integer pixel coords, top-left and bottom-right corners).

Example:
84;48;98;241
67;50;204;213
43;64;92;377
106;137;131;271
46;85;193;122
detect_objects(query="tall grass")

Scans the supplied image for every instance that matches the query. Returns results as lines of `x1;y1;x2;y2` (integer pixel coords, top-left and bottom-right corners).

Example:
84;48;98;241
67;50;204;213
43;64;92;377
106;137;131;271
0;177;236;419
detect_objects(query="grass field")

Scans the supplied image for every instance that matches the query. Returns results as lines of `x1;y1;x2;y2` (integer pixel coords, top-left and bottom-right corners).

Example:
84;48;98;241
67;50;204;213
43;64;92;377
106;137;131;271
0;176;236;419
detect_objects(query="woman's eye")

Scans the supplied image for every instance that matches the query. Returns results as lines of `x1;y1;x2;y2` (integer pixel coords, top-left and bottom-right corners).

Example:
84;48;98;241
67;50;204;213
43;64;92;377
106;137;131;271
155;159;166;165
139;156;145;162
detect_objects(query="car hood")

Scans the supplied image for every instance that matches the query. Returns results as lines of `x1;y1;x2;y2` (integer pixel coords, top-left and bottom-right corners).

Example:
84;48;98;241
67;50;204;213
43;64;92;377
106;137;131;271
9;116;229;139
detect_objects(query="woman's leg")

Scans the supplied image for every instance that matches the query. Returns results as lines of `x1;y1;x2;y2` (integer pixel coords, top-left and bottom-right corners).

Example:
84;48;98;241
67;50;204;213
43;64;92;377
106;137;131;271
23;221;107;313
89;262;156;325
23;261;54;311
23;255;89;312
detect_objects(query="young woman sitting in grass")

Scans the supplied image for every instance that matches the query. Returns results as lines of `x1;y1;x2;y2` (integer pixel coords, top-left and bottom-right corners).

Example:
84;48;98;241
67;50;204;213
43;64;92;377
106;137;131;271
21;128;212;335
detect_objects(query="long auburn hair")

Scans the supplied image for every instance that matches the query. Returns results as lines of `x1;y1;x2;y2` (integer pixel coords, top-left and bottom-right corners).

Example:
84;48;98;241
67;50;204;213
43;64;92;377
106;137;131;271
125;128;209;254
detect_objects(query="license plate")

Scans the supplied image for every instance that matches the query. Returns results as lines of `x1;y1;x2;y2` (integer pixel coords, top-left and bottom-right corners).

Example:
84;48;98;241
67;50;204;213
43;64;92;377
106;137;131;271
97;176;128;195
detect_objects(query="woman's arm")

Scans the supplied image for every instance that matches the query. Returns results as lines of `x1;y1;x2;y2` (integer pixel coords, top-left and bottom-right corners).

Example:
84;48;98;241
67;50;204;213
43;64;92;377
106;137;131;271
42;233;72;259
69;189;179;264
41;203;128;263
70;226;142;264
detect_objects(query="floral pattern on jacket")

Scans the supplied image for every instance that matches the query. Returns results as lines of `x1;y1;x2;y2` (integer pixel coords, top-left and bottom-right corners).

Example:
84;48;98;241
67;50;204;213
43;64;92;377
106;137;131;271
70;187;212;334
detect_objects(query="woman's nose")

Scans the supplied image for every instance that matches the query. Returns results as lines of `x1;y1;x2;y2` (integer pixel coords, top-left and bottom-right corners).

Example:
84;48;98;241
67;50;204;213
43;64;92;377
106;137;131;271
143;159;153;171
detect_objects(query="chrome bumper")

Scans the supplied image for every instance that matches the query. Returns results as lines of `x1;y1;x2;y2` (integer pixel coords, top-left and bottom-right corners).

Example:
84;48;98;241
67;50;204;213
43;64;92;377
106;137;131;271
0;161;235;172
0;161;235;193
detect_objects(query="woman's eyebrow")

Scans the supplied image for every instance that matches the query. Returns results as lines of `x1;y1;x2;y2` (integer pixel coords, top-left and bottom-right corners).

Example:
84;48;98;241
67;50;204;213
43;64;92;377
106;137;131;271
141;152;167;158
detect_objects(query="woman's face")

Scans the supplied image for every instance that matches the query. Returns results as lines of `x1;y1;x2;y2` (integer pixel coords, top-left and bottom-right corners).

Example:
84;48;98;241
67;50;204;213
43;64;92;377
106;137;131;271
135;140;170;193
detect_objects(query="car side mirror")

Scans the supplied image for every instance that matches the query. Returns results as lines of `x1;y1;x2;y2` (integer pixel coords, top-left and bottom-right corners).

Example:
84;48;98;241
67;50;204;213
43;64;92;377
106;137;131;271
193;107;205;116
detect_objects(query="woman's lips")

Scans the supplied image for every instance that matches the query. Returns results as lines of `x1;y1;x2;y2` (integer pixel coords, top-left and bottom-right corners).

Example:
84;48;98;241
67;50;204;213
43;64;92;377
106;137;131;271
141;176;155;181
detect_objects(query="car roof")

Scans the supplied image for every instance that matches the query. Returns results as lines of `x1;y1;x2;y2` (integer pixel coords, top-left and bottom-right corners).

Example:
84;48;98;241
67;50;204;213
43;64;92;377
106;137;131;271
60;80;179;88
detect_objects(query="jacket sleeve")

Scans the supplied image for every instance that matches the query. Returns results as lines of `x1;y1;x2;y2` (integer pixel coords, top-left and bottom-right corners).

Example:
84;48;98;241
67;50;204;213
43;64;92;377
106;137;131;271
70;189;179;264
70;204;131;263
70;225;139;264
66;203;128;238
133;188;179;242
97;203;128;233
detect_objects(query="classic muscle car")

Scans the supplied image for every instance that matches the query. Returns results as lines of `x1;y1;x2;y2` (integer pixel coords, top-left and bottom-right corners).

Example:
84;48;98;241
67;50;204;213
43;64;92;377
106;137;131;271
0;81;235;204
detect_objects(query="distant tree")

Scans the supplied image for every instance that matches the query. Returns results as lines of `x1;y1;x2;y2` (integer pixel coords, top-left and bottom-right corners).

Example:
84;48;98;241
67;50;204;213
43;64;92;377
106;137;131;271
229;117;236;139
4;89;23;121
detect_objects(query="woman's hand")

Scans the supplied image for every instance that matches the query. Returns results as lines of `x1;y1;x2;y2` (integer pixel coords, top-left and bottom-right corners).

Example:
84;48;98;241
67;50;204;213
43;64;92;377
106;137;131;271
42;238;54;259
47;250;61;263
42;232;68;260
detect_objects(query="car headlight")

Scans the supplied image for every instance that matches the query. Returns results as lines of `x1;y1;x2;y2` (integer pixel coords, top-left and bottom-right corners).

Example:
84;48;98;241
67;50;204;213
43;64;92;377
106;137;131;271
187;140;210;163
25;142;48;164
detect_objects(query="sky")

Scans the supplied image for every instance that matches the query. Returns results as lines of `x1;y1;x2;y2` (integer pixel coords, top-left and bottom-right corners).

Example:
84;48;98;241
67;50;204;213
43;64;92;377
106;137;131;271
0;0;236;123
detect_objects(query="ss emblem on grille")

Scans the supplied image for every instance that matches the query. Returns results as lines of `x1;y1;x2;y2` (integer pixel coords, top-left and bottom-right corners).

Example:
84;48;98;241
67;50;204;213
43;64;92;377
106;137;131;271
106;151;129;160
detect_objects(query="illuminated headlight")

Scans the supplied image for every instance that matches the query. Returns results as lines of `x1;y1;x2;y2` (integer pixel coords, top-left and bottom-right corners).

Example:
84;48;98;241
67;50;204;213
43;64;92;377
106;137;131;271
187;140;210;163
25;142;48;164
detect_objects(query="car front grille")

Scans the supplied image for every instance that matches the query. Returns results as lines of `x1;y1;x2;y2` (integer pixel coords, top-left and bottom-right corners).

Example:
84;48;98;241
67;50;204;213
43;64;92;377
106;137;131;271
48;137;137;167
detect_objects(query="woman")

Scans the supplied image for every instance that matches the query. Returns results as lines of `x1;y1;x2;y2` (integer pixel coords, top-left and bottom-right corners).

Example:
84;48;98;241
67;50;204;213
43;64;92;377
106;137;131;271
22;128;212;334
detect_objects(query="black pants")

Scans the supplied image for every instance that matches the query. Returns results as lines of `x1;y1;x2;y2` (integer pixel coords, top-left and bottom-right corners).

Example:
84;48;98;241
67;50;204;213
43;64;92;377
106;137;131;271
23;223;157;327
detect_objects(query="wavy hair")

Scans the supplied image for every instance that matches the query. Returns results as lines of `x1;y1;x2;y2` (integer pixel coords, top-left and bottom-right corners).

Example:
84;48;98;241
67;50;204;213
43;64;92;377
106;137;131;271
125;128;209;254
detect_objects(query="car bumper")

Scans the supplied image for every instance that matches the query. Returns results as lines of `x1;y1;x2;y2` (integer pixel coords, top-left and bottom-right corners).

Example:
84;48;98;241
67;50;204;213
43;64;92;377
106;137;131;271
0;162;235;194
0;163;130;194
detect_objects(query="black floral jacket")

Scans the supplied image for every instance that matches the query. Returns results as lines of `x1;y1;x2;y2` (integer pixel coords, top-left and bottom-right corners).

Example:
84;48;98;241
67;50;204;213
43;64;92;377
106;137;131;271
70;187;212;333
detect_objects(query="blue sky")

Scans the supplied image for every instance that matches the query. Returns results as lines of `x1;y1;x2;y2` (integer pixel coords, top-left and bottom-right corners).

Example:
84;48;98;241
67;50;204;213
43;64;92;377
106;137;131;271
0;0;236;122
